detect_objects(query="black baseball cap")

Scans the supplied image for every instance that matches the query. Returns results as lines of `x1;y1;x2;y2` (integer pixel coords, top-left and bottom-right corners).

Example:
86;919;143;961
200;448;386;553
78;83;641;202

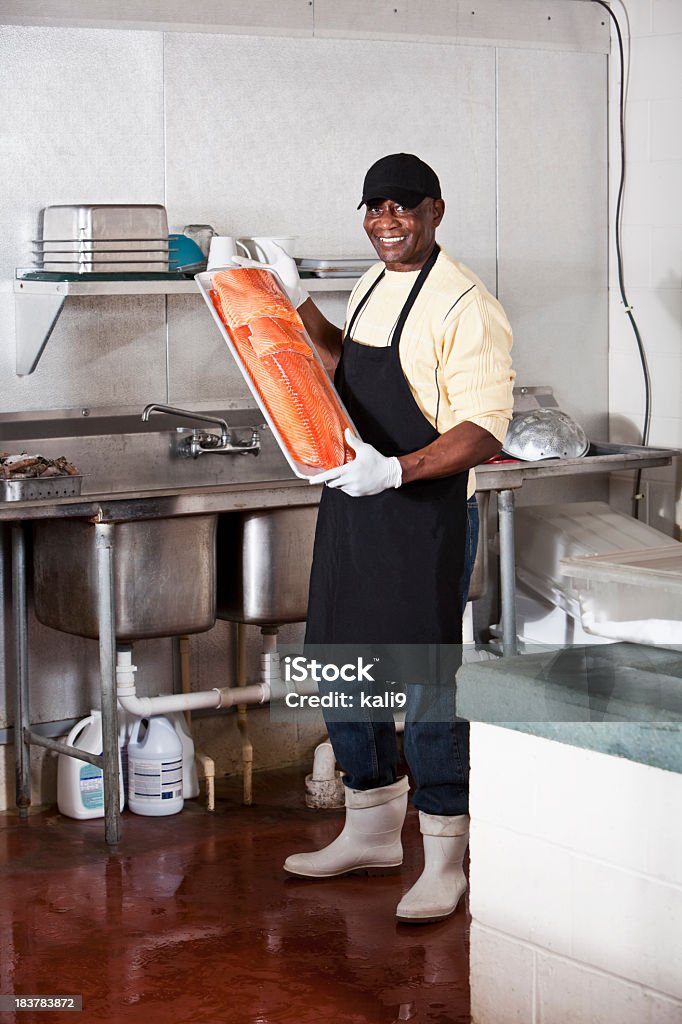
357;152;442;210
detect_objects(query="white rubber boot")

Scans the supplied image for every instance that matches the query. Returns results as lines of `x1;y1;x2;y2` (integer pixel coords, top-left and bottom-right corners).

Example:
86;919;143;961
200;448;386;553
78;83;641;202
395;811;469;924
283;776;409;878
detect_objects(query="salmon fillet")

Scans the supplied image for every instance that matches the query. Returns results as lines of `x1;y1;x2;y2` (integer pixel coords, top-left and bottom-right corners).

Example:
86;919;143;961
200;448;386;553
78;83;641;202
210;270;354;470
213;266;303;331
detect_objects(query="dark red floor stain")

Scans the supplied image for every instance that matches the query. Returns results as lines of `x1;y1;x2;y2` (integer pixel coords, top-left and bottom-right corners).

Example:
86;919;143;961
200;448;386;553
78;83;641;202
0;768;470;1024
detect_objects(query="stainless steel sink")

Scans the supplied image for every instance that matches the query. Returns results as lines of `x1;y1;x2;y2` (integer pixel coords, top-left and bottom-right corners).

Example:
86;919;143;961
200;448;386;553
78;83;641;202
215;493;489;627
216;506;318;625
33;515;217;640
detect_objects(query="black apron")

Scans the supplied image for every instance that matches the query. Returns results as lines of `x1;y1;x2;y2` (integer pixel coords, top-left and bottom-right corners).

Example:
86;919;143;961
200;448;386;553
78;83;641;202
305;244;467;650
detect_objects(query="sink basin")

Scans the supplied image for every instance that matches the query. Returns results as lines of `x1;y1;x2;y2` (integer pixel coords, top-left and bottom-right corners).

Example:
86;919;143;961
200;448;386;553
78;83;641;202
33;515;217;640
216;494;488;627
216;506;318;625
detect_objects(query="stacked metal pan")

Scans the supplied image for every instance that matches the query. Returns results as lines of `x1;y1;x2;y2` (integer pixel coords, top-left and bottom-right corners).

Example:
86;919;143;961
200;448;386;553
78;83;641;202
32;204;171;272
295;256;376;279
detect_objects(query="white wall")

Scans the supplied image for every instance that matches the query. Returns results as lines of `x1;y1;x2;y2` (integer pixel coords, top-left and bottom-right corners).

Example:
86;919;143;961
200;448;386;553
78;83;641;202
0;11;609;807
608;0;682;536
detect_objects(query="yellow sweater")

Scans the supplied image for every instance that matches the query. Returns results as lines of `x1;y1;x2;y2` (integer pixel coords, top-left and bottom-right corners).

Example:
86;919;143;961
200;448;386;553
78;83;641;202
345;248;515;494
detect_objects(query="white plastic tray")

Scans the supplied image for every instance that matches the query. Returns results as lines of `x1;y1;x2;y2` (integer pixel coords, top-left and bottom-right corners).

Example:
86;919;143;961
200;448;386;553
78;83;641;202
195;267;357;479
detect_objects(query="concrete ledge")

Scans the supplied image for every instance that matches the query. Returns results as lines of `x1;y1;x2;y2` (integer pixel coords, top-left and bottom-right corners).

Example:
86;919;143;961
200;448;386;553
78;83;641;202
458;644;682;774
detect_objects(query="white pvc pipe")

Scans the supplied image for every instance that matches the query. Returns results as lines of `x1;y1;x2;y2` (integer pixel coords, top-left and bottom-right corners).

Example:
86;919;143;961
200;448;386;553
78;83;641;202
195;750;216;812
117;686;222;717
115;647;270;718
311;740;337;782
216;683;271;708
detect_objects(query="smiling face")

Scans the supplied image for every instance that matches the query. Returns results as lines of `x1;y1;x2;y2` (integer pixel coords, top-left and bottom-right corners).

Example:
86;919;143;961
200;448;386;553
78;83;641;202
362;197;445;271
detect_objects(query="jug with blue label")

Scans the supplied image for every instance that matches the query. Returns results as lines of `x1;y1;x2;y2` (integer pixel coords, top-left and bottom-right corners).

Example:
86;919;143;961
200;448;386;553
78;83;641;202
57;709;125;820
127;715;184;816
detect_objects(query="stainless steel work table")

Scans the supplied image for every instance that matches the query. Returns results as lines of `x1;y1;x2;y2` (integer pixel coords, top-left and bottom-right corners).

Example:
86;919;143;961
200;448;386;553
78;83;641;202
2;440;674;847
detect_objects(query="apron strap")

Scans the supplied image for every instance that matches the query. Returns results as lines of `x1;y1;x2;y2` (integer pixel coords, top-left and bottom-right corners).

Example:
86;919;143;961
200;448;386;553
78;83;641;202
389;243;440;349
344;269;385;342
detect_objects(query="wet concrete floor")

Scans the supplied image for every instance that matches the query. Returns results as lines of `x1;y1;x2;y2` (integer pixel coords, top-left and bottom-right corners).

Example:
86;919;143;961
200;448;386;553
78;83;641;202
0;768;470;1024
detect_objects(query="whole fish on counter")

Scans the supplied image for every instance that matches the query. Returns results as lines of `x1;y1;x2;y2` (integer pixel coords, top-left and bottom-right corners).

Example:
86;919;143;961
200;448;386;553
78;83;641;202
209;267;354;471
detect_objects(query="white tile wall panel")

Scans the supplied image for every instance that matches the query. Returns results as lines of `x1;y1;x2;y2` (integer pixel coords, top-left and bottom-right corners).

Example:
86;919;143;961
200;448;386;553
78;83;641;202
647;414;682;448
166;295;252;407
608;412;648;444
651;227;682;289
609;225;651;291
651;352;682;418
0;294;167;412
8;318;143;408
651;99;682;160
609;344;647;415
653;0;682;35
621;0;654;37
0;26;165;281
607;7;682;529
623;99;651;162
497;48;608;435
502;276;608;437
0;25;167;413
609;288;682;356
608;293;636;355
628;33;682;101
623;160;682;229
470;924;535;1024
167;290;349;406
162;34;496;275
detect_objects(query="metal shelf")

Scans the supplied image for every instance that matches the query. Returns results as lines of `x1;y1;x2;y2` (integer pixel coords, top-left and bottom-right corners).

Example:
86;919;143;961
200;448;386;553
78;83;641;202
14;270;356;375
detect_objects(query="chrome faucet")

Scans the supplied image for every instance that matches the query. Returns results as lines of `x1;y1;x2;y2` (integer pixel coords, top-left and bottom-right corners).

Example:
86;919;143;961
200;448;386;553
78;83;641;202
142;403;260;458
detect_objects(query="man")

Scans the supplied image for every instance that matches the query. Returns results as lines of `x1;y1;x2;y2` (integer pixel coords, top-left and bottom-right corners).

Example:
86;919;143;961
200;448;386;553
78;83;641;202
237;153;514;923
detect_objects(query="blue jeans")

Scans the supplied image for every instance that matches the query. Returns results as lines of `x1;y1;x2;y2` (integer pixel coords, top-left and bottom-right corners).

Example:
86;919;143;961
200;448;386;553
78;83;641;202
323;494;479;816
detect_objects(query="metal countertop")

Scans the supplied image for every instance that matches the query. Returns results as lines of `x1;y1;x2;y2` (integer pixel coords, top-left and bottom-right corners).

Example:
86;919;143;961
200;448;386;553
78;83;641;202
0;442;674;524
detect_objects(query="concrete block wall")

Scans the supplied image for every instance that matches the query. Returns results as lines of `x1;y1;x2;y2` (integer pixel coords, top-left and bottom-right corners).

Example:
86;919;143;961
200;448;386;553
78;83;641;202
469;723;682;1022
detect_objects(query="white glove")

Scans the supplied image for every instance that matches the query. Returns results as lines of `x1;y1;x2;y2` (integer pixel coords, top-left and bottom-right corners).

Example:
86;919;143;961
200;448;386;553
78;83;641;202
232;241;309;309
309;430;402;497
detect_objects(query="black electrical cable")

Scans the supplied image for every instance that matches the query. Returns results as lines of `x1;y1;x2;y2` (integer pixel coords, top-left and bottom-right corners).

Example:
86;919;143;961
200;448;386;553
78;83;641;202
592;0;652;518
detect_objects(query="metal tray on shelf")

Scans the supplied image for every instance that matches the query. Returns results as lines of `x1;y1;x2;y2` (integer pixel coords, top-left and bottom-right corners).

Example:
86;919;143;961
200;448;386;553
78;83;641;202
296;257;375;270
0;475;83;502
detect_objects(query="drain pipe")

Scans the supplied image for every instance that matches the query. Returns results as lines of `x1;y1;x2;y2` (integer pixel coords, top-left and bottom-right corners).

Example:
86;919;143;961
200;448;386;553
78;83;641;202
236;623;254;806
305;740;344;808
116;647;270;716
178;636;216;812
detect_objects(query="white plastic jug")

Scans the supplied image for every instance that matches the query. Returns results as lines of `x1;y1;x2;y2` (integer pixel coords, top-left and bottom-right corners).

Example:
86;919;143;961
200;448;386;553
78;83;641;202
164;710;199;799
57;710;124;820
127;716;184;816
